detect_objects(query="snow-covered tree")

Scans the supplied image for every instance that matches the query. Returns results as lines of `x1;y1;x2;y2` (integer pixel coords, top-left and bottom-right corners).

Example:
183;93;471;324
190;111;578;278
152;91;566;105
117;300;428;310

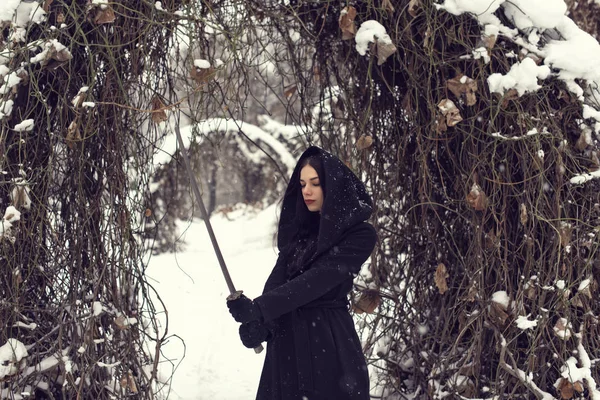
219;0;600;398
0;0;182;397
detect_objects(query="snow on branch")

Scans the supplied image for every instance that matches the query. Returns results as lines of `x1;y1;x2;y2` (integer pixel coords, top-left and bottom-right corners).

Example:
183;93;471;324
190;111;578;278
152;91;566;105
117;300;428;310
498;334;555;400
154;119;296;176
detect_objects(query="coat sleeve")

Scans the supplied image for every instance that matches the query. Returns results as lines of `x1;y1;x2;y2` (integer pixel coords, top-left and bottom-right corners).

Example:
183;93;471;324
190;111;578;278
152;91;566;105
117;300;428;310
262;252;288;294
254;223;377;322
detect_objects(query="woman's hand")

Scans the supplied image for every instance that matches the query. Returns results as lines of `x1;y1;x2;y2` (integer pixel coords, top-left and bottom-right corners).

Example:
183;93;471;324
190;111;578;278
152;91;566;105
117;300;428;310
227;294;262;323
239;320;271;348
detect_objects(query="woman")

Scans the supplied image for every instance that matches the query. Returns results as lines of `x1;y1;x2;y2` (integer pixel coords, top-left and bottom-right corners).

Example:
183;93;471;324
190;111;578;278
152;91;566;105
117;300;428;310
227;146;377;400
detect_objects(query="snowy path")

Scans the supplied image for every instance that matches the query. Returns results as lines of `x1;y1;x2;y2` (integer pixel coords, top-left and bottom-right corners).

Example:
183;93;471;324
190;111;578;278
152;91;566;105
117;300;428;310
146;206;279;399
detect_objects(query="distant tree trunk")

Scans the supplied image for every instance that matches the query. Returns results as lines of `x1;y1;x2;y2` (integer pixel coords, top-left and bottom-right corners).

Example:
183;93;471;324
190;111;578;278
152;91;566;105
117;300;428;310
208;165;218;215
243;168;262;204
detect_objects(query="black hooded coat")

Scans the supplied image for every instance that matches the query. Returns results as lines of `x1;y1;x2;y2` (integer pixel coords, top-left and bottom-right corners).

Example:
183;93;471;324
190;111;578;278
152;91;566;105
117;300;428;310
253;146;377;400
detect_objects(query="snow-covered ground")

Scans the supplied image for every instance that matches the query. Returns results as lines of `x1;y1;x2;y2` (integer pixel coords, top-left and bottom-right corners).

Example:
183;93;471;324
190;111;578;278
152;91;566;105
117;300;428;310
146;204;280;399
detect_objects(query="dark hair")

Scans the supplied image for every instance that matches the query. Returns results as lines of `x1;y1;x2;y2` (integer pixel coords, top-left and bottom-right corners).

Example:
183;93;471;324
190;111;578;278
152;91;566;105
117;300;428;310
294;155;325;237
279;155;324;276
272;154;325;274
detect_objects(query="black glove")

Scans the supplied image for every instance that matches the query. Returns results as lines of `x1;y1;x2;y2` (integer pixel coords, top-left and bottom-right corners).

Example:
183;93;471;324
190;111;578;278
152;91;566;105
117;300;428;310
239;320;272;348
226;294;262;323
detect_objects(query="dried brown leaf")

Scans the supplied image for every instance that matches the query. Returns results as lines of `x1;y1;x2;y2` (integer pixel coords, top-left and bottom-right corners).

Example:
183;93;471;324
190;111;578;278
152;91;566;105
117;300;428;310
356;134;374;150
408;0;420;17
559;222;573;247
53;47;72;63
573;381;584;393
447;74;478;106
435;114;447;134
489;301;509;325
11;186;29;210
553;317;572;340
284;85;297;99
466;183;487;211
128;372;138;393
576;128;592;151
120;372;138;393
501;88;519;107
423;26;432;48
94;6;116;24
482;34;497;51
191;65;215;84
376;40;397;65
465;282;478;302
339;6;357;40
525;284;536;299
114;315;130;330
353;290;381;314
437;99;463;127
558;378;574;399
43;0;54;12
382;0;395;13
580;279;593;299
520;203;528;225
434;263;449;294
484;230;498;250
151;97;168;124
66;120;81;148
592;151;600;168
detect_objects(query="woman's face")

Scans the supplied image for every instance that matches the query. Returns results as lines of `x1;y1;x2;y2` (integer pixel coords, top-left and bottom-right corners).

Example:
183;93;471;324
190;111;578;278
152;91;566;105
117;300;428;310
300;164;323;212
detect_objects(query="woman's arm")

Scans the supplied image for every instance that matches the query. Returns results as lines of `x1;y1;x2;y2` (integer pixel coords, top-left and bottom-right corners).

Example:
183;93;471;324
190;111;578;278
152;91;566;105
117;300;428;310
254;223;377;322
262;252;287;294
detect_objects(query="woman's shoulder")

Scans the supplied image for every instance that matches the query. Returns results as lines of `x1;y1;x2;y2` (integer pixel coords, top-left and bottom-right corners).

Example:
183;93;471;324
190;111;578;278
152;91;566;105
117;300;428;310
344;222;377;244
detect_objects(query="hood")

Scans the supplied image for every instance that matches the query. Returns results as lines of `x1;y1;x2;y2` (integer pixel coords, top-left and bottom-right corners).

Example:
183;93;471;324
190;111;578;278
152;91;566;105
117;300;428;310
277;146;373;258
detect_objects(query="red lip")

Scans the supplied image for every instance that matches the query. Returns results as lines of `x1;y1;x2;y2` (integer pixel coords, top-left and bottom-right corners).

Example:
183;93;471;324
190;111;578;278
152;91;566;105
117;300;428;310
305;200;315;204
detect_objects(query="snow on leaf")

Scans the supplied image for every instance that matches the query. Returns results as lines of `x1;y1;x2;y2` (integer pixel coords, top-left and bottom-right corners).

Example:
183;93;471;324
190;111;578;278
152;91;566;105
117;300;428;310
11;180;31;210
578;278;592;299
13;119;34;132
553;318;572;340
1;71;22;95
191;63;215;84
491;291;510;309
0;100;14;120
436;0;504;17
193;59;211;69
92;301;103;316
515;315;537;330
0;339;28;380
488;57;550;96
3;206;20;223
355;20;394;58
0;0;21;23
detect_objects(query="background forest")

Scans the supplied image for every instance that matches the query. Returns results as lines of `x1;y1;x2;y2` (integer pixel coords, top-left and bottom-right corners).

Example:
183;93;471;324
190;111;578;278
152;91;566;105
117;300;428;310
2;0;600;399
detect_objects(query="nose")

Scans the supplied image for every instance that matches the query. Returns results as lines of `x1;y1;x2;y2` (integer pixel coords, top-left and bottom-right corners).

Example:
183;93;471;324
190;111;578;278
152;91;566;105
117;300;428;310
303;186;311;196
